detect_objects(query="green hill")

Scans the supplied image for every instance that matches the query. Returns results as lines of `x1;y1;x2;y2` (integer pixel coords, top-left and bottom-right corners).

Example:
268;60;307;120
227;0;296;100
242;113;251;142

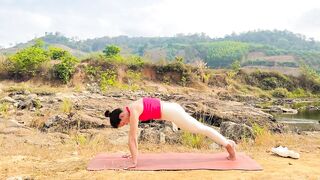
1;30;320;72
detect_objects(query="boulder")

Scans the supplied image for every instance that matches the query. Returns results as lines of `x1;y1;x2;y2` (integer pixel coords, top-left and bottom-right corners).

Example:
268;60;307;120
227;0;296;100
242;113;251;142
139;123;181;144
43;113;108;133
268;106;298;114
220;121;255;142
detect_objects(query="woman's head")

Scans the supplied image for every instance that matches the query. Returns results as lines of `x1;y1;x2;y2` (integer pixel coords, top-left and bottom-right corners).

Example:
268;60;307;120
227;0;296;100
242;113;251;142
105;108;129;128
105;108;122;128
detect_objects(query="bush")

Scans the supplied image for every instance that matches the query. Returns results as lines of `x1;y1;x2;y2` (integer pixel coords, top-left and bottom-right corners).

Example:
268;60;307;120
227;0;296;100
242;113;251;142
100;69;117;91
53;55;79;83
288;88;310;98
8;45;49;77
48;46;68;60
127;55;145;68
272;88;289;98
261;77;278;90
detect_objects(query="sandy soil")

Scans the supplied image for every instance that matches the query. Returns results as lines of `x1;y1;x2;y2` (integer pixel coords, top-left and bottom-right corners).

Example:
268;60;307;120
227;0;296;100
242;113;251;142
0;128;319;180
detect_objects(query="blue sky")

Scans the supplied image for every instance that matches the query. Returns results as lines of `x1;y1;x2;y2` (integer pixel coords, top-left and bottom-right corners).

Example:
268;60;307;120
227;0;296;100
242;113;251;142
0;0;320;47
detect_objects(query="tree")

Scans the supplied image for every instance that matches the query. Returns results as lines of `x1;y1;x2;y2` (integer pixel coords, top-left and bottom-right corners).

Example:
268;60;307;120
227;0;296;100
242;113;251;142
103;45;121;57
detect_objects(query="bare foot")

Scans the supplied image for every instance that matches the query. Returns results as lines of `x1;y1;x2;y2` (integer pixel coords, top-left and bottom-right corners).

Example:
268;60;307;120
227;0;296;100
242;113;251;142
226;140;236;160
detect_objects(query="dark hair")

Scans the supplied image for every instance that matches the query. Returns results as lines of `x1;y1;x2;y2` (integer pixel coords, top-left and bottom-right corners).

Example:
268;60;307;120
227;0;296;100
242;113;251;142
105;108;123;128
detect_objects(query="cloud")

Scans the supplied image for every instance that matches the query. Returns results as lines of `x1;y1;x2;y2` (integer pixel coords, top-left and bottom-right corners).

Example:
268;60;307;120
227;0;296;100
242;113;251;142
1;0;320;47
295;8;320;28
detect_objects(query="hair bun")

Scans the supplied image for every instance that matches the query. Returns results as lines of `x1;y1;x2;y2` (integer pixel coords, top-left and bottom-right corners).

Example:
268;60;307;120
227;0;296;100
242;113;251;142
104;110;110;117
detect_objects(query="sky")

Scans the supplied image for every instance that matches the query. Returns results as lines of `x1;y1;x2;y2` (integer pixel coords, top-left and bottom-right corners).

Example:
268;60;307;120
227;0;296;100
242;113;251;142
0;0;320;48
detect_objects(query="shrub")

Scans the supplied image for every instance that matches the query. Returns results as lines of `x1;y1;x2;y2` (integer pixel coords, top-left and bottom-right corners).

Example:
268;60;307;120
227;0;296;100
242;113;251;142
100;69;117;91
48;46;68;60
53;55;79;83
127;55;145;68
126;70;142;85
261;77;278;90
272;88;289;98
8;44;49;77
288;88;309;98
231;60;241;72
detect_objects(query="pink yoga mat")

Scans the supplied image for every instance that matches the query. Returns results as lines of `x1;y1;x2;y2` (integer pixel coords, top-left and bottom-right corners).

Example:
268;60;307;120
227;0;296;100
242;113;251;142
87;152;263;171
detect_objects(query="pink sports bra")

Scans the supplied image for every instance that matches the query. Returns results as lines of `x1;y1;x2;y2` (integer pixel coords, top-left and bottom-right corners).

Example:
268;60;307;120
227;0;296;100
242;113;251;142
126;98;161;121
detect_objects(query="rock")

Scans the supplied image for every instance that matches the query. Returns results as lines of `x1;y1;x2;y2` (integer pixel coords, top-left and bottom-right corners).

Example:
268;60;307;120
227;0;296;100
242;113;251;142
159;132;166;144
0;119;28;129
11;95;26;101
268;106;298;114
43;113;108;133
17;100;31;109
139;124;181;144
306;106;320;111
161;126;181;144
220;121;255;142
6;175;33;180
71;113;108;129
139;128;159;143
15;93;41;110
8;90;30;96
1;96;16;103
44;115;64;128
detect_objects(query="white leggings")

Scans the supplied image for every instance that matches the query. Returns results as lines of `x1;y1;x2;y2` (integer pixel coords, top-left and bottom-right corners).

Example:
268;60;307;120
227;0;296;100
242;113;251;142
161;102;229;147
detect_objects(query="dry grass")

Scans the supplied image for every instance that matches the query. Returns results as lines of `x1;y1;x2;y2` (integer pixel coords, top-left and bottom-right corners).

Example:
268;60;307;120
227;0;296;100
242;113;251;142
60;98;73;114
0;54;8;75
0;130;319;179
2;81;70;94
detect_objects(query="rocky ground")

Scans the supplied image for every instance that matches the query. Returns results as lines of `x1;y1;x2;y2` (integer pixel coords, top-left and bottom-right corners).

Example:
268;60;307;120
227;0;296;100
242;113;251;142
0;82;320;179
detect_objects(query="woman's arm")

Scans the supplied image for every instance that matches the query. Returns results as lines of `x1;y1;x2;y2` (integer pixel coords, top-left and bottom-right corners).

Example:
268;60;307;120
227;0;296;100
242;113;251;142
128;108;139;167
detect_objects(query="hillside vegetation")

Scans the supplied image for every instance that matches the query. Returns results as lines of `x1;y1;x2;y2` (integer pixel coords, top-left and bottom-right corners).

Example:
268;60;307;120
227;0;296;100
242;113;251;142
2;30;320;73
1;40;320;99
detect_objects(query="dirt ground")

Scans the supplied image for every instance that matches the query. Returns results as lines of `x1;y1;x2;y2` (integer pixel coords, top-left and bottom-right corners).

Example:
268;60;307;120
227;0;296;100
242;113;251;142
0;81;319;180
1;128;319;180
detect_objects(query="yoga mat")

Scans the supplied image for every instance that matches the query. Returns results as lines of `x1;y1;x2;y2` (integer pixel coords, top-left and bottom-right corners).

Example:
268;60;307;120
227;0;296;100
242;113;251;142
87;152;263;171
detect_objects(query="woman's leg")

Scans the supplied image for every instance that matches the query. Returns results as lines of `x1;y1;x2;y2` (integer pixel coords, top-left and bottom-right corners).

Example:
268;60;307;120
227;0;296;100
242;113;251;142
161;102;236;159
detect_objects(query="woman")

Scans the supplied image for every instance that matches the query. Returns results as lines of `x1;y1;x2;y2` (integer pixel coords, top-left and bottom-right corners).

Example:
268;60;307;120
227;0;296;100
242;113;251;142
105;97;236;168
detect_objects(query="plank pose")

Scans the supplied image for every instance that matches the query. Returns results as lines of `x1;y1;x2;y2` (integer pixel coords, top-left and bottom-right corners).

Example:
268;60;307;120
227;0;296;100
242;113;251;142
105;97;236;168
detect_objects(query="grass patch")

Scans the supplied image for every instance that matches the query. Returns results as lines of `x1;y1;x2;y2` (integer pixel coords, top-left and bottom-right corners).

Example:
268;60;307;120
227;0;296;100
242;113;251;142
60;98;73;114
3;83;64;95
291;100;320;110
0;102;9;117
182;131;207;149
